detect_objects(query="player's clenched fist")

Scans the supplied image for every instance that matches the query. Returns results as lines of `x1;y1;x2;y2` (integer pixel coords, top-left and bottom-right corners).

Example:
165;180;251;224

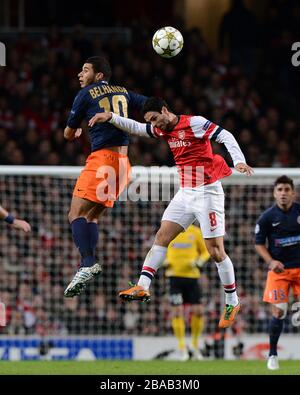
74;128;82;138
12;219;31;233
235;163;254;176
268;259;285;273
0;204;31;233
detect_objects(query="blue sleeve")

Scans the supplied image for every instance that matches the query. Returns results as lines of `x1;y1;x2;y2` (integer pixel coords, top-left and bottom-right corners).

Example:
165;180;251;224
67;90;87;129
128;91;148;109
254;213;269;245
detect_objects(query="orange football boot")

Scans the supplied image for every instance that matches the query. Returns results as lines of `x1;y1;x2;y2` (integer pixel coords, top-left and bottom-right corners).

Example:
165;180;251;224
119;285;151;302
218;302;241;328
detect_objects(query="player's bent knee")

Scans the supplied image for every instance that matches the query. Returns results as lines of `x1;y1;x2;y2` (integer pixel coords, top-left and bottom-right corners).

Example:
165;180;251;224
68;211;87;224
88;218;98;224
192;310;203;318
207;246;226;262
172;306;183;317
86;212;98;223
68;211;75;224
192;305;204;316
68;205;92;223
155;228;173;247
272;303;287;319
205;239;226;262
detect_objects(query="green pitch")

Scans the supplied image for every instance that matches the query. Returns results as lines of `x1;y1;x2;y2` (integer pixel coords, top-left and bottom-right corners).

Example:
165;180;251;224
0;360;299;375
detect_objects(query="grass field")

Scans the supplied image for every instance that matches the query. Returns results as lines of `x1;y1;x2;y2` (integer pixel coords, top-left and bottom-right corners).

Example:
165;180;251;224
0;360;299;375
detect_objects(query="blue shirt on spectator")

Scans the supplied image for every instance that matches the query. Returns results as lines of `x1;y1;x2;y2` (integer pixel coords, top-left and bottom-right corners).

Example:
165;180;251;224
67;81;147;152
255;203;300;269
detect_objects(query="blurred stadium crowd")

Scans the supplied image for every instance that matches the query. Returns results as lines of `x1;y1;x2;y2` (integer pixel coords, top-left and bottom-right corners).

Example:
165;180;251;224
0;0;299;343
0;177;298;339
0;0;299;168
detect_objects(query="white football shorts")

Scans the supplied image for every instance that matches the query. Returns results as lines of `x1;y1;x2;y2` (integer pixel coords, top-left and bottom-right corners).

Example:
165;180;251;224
162;180;225;238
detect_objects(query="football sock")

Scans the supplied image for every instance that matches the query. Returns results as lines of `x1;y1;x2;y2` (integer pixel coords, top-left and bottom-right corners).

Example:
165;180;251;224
215;256;239;306
71;217;95;268
269;316;283;356
137;245;167;290
191;314;204;349
87;221;99;263
172;316;186;351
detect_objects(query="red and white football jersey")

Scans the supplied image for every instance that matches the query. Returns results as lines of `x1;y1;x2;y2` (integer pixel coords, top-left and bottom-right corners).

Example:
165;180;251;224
150;115;232;187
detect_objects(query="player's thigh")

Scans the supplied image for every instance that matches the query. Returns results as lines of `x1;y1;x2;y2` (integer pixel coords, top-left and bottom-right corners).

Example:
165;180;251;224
195;181;225;239
68;196;98;222
162;189;195;231
74;150;130;208
263;270;290;304
86;203;107;222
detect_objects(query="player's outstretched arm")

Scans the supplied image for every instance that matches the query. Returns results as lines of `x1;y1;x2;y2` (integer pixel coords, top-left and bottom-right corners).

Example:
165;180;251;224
88;112;113;126
89;112;153;138
213;129;253;176
0;205;31;233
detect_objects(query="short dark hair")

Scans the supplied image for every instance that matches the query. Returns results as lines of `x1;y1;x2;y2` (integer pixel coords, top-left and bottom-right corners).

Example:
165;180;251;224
85;56;112;82
274;175;294;189
142;97;171;116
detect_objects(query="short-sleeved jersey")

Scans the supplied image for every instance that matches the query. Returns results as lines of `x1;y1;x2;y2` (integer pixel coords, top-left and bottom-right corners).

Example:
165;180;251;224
255;202;300;269
165;225;210;278
67;81;147;152
147;115;232;187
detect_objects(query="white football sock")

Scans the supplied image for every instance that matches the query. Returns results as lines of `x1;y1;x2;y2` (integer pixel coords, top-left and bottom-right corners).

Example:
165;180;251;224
215;256;239;306
138;245;167;290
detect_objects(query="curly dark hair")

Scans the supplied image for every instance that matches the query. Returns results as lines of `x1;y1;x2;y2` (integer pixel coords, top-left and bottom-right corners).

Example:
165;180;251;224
142;97;172;116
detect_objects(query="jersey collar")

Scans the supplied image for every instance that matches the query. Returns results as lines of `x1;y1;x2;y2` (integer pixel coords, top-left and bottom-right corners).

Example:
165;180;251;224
275;202;294;213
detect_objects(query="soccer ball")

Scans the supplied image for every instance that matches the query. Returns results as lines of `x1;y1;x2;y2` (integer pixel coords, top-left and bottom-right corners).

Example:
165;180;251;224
152;26;184;58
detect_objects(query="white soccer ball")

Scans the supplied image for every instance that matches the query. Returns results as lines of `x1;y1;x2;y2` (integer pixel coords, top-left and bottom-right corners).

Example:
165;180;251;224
152;26;184;58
